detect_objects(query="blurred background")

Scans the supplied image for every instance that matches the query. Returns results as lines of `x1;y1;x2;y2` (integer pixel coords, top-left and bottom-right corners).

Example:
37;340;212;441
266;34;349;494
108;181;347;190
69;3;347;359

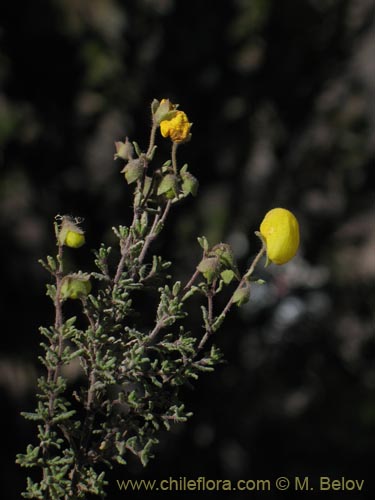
0;0;374;498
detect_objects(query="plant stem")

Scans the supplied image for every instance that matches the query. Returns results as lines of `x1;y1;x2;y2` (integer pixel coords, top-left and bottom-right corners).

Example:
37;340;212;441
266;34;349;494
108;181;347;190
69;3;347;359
146;122;158;157
148;317;167;343
171;142;178;172
221;244;266;319
69;305;98;499
137;200;172;268
43;243;64;490
198;290;214;350
114;122;160;284
135;140;176;270
113;207;140;284
183;268;200;290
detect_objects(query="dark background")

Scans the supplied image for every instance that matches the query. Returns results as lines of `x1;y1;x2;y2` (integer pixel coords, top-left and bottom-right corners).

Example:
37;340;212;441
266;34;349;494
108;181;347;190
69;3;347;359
0;0;374;498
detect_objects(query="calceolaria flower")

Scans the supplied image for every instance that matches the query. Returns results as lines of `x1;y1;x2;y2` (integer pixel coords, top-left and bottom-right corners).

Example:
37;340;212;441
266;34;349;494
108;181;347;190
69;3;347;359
65;231;85;248
160;110;192;144
259;208;300;265
58;216;85;248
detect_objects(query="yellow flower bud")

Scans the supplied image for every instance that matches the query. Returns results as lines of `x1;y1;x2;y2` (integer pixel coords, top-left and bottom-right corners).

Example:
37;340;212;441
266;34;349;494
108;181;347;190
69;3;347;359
65;230;85;248
58;216;85;248
260;208;300;265
160;111;192;143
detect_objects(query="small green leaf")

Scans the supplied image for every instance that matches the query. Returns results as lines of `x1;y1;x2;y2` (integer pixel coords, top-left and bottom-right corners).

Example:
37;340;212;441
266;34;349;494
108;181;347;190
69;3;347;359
51;410;76;424
172;281;181;296
212;313;225;332
20;412;43;422
132;141;142;157
140;439;157;467
46;256;57;271
197;236;209;252
116;456;127;465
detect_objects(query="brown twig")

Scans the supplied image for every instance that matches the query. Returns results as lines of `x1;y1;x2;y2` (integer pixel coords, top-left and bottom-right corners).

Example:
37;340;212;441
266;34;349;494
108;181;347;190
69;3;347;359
183;268;200;290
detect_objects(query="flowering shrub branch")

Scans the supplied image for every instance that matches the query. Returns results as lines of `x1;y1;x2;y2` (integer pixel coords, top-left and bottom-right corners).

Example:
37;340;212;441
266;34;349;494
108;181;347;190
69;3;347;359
16;99;300;499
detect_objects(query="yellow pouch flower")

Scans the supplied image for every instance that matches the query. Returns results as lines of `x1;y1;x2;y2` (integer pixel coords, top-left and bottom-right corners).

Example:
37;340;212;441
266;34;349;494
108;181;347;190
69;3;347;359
57;216;85;248
160;111;192;143
260;208;300;265
65;231;85;248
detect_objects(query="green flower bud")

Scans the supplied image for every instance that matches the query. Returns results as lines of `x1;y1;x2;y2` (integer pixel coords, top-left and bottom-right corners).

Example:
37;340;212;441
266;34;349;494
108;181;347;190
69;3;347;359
181;171;199;197
157;173;179;198
210;243;236;269
197;257;220;283
209;243;240;282
232;283;251;306
61;275;92;300
122;159;144;184
114;137;134;161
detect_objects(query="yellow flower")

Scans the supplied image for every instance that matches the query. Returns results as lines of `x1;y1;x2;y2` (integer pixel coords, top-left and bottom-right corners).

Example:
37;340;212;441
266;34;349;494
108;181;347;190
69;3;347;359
160;111;191;143
65;230;85;248
260;208;300;265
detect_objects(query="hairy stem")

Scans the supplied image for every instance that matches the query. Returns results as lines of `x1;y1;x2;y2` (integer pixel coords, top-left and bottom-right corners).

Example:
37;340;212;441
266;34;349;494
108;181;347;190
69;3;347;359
146;122;158;157
43;243;64;491
171;142;178;172
137;200;171;268
183;268;200;290
198;289;214;350
114;122;160;284
221;244;266;319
